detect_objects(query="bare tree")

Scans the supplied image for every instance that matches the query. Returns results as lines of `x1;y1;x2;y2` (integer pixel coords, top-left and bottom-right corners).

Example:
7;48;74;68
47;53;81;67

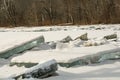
0;0;120;27
3;0;17;27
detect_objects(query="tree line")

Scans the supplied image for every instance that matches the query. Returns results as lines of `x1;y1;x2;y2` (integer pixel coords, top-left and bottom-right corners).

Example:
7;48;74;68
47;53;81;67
0;0;120;27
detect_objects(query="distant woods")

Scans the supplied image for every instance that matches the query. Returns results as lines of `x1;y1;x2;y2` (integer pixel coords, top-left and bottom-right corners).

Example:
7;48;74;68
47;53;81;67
0;0;120;27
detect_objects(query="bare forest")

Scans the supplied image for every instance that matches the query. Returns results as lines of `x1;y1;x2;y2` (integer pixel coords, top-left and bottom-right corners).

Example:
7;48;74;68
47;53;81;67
0;0;120;27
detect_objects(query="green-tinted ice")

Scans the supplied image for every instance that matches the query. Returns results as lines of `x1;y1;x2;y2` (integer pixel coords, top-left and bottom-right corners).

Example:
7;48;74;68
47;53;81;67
0;36;44;59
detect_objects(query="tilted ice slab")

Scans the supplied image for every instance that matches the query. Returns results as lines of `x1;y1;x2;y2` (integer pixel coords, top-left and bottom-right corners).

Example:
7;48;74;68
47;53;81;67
0;33;44;58
11;44;120;67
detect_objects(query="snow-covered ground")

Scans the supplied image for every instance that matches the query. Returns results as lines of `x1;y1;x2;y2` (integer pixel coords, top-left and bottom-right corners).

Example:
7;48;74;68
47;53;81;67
0;24;120;80
0;24;120;32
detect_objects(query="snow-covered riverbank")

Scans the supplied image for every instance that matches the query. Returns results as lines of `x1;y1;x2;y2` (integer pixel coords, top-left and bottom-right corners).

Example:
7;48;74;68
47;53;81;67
0;24;120;80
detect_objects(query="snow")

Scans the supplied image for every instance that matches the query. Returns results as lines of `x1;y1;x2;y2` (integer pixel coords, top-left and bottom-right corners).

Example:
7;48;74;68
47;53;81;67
0;65;26;79
0;24;120;80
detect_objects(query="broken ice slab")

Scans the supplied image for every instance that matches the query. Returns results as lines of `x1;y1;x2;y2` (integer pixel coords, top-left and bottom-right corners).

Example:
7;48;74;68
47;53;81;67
11;50;120;68
59;51;120;68
60;36;73;43
98;51;120;62
11;44;120;68
13;59;58;79
0;35;44;59
104;33;117;40
74;33;88;41
59;47;120;67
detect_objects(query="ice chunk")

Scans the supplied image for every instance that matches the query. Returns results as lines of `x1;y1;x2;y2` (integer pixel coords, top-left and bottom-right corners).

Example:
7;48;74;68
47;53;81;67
60;36;73;43
48;41;56;49
69;39;83;47
99;52;120;62
13;59;58;79
83;39;107;47
74;33;88;41
56;42;69;50
0;36;44;59
104;33;117;40
32;43;51;51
